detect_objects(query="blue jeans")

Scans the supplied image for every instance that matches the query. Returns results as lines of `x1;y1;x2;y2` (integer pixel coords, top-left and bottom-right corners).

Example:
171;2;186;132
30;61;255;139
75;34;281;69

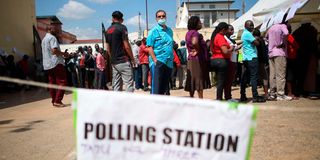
150;61;172;95
96;69;106;89
133;65;143;89
241;58;259;98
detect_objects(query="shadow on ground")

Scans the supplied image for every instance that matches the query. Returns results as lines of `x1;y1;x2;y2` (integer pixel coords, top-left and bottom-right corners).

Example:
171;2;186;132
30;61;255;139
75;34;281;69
0;87;52;109
10;120;45;133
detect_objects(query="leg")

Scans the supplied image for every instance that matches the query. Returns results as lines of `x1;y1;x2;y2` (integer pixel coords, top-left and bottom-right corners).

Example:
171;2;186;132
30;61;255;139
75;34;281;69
224;60;235;100
240;61;248;100
163;65;173;95
112;64;122;91
275;56;287;96
47;68;56;104
211;59;227;100
177;65;183;88
197;90;203;99
248;58;259;99
119;62;134;92
54;64;67;104
141;64;149;90
151;61;164;94
269;58;277;97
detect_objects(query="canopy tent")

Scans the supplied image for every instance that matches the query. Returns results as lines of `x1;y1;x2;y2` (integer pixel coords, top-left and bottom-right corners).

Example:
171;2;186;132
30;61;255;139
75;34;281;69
232;0;320;37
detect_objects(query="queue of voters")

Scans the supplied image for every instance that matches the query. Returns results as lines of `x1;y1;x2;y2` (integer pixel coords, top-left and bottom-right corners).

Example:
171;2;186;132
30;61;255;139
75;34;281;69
1;9;318;107
39;10;320;106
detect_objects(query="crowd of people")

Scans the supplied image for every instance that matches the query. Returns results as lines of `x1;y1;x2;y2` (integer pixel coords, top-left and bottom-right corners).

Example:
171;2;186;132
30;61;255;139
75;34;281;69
1;10;319;106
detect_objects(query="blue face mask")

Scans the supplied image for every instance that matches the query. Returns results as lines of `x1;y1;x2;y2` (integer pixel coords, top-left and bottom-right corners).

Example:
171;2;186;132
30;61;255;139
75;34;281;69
158;19;166;25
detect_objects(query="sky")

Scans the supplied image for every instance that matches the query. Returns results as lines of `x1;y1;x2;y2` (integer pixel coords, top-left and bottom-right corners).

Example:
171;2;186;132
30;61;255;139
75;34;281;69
35;0;258;40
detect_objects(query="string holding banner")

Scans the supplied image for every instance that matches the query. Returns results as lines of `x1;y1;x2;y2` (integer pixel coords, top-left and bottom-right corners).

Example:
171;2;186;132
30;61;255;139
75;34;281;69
0;76;74;92
74;89;258;160
0;76;312;112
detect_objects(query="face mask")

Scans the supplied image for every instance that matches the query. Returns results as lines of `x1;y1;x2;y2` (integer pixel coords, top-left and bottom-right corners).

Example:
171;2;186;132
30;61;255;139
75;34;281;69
158;19;166;25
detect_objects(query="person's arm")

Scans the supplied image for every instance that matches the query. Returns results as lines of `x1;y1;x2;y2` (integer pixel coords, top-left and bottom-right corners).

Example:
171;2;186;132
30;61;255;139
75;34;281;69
146;30;157;63
253;38;260;46
221;45;234;54
123;40;134;64
148;47;157;63
50;37;68;57
121;26;135;65
217;36;234;54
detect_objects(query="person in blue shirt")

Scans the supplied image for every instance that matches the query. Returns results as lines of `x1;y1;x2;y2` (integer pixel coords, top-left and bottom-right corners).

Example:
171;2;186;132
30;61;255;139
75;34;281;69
240;20;266;103
146;10;174;95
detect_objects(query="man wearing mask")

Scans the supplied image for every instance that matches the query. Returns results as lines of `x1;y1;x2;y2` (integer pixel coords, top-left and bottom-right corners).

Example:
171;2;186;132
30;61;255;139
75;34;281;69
41;25;69;107
106;11;135;92
147;10;174;95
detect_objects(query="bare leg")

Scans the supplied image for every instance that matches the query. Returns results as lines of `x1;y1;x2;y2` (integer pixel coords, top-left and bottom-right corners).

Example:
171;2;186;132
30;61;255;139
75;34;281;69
189;90;194;98
197;90;203;99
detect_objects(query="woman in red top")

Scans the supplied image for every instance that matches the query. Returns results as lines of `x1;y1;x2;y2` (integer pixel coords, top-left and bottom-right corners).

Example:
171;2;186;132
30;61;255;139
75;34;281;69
139;38;150;91
210;22;234;100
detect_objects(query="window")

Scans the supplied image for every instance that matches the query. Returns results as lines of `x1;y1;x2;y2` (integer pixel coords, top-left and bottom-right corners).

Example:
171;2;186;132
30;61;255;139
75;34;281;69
209;5;215;9
204;13;210;28
211;12;217;24
221;13;223;16
201;4;204;8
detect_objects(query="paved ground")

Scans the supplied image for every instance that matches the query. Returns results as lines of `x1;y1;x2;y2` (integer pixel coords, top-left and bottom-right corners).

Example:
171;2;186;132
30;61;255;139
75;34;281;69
0;87;319;160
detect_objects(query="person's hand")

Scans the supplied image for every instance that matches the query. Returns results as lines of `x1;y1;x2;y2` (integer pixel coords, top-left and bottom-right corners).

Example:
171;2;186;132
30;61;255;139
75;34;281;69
190;49;198;56
131;61;136;67
153;58;157;64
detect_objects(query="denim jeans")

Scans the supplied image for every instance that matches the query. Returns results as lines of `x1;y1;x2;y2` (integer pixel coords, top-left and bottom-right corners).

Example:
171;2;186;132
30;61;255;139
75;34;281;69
241;58;259;98
141;64;149;89
210;58;228;100
150;61;172;95
112;61;134;92
133;65;143;89
96;69;106;89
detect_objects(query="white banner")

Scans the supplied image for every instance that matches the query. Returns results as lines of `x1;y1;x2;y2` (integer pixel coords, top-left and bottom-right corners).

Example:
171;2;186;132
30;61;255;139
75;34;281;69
73;89;258;160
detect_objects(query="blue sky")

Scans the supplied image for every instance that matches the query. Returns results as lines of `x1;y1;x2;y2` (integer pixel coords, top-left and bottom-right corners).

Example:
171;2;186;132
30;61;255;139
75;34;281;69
36;0;258;40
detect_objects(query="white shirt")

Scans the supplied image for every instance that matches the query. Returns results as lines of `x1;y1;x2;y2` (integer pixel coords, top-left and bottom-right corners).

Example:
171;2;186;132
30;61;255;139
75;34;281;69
224;35;238;63
131;44;140;67
41;33;64;70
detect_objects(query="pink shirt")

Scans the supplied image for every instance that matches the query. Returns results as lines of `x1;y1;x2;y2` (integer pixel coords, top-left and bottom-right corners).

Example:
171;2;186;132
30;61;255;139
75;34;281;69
266;24;289;58
96;53;106;71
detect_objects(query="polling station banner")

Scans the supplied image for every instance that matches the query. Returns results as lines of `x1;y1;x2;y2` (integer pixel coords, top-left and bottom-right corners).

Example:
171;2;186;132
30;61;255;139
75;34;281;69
72;89;258;160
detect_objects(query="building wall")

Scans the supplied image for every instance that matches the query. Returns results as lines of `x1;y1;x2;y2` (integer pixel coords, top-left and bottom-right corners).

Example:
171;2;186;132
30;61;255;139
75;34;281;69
190;11;236;27
189;3;230;9
0;0;37;61
173;28;214;47
178;2;237;28
36;18;76;44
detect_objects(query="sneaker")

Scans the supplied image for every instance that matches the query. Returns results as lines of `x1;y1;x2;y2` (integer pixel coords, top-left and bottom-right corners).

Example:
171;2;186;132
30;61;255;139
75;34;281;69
267;95;277;101
276;95;293;101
